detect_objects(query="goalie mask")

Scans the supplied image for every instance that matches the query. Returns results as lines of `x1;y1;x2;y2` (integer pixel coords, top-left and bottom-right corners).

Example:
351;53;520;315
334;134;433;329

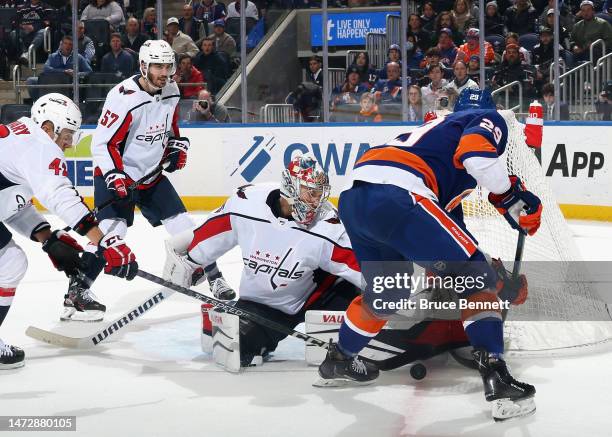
281;155;331;226
139;40;176;90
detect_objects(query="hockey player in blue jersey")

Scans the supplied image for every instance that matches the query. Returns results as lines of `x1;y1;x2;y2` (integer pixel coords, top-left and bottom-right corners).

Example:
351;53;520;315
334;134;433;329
316;88;542;421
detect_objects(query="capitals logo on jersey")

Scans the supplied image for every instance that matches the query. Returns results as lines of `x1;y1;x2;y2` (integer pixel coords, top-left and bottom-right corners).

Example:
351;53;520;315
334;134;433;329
243;248;305;290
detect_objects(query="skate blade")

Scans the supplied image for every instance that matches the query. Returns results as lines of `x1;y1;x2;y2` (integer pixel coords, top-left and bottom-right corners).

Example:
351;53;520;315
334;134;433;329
492;397;536;422
0;360;25;370
60;308;105;323
312;377;375;388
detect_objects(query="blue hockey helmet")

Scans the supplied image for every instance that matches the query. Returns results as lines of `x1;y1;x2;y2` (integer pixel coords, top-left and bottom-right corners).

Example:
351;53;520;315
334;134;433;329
454;88;496;112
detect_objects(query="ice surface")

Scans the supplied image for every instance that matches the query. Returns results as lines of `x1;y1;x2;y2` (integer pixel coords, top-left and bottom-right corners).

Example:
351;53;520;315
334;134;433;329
2;214;612;437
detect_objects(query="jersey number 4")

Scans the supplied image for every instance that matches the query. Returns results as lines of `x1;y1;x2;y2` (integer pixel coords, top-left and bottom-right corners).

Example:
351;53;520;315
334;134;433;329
100;110;119;128
49;158;68;177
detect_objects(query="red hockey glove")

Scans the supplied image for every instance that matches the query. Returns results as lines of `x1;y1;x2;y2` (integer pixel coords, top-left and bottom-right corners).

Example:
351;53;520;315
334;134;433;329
98;234;138;280
42;229;86;276
163;137;189;173
488;176;543;236
104;169;134;200
491;258;528;305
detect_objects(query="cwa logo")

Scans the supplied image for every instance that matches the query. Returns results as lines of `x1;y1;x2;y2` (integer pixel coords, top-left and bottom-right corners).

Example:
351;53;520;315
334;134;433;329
230;136;373;182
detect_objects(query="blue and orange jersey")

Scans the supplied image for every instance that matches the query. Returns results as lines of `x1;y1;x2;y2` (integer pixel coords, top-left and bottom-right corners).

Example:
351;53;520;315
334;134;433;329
350;110;509;211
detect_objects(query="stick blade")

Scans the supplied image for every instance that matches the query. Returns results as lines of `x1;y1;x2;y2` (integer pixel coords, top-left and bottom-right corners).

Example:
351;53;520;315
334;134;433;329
25;326;92;349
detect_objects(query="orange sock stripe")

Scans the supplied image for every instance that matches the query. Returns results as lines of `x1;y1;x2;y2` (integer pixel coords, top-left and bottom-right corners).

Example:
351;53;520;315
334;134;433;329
345;295;387;335
460;291;502;322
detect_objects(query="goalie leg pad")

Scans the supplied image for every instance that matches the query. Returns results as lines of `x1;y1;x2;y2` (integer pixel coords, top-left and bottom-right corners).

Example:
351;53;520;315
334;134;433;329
162;239;199;288
209;309;241;373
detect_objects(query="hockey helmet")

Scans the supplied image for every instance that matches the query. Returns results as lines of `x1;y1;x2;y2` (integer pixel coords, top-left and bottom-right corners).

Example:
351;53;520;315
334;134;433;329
139;40;176;83
280;154;330;226
31;93;82;139
454;88;496;112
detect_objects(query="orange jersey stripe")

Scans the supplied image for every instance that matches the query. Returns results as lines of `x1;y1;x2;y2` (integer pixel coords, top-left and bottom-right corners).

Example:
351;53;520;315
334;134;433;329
357;148;439;198
453;133;498;169
345;295;386;335
414;195;478;256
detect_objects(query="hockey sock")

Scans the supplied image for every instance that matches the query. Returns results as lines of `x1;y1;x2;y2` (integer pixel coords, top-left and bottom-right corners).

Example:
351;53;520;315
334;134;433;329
82;244;107;283
204;263;222;281
0;288;16;326
338;321;374;357
462;291;504;356
336;295;386;357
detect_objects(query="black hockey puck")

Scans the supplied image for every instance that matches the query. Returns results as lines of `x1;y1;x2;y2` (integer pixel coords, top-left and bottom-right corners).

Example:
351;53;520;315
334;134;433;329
410;363;427;380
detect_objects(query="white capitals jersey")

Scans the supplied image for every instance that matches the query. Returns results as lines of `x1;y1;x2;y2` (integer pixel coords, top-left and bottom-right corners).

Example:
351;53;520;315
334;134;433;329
0;117;90;227
91;75;181;183
187;183;363;315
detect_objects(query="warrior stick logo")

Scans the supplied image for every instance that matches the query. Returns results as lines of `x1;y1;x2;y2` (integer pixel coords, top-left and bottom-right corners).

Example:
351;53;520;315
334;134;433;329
91;292;166;345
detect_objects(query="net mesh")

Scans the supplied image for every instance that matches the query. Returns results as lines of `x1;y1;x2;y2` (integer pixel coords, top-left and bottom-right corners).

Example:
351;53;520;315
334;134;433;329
462;110;612;354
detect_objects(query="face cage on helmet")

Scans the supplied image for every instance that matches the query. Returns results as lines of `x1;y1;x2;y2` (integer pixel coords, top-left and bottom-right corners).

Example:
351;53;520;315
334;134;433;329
282;170;331;226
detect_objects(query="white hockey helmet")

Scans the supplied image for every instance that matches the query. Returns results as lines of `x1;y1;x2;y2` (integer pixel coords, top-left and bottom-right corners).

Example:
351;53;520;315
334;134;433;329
139;39;176;83
31;93;82;139
280;154;331;226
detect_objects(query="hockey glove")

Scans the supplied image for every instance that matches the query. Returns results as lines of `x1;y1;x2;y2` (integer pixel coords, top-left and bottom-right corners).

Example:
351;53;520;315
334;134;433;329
491;258;528;305
42;230;86;276
104;169;134;200
488;176;543;236
163;137;189;173
98;234;138;280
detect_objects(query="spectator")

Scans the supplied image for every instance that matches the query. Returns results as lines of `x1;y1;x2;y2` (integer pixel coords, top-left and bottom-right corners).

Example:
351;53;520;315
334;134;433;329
212;19;236;57
458;28;496;65
77;21;95;65
595;81;611;120
446;60;479;94
467;54;481;81
81;0;125;29
433;11;464;46
331;65;369;109
420;47;442;69
13;0;50;63
372;62;402;103
226;0;258;20
504;0;538;35
492;43;535;103
437;28;460;66
188;89;230;123
355;92;382;123
193;36;230;93
193;0;227;24
351;51;376;86
27;35;92;99
570;0;612;62
165;17;199;58
141;7;158;39
306;55;322;87
406;35;425;69
121;17;150;54
408;13;431;51
452;0;478;33
377;44;402;79
541;83;570;120
484;1;505;36
504;32;532;65
173;53;205;99
180;3;204;42
544;9;572;49
101;32;135;78
421;64;449;113
420;2;437;33
539;1;575;32
287;81;321;122
532;27;563;87
407;85;423;121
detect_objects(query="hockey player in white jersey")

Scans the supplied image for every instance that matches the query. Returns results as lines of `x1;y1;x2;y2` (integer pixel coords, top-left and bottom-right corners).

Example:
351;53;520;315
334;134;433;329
0;93;138;369
165;155;363;366
67;39;230;321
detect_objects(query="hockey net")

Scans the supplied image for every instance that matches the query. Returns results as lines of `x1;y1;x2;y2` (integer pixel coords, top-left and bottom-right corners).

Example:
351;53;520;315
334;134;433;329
461;110;612;355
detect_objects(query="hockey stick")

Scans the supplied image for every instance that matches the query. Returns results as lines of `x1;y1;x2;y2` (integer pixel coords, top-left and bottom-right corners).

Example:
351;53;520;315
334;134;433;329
25;286;174;348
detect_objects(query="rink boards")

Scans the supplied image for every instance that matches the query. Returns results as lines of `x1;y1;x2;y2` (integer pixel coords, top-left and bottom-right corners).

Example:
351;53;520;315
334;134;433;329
59;122;612;221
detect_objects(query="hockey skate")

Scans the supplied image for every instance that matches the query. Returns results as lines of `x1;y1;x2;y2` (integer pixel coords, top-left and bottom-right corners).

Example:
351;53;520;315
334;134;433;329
313;340;379;387
0;339;25;370
61;277;106;322
473;348;536;421
209;276;236;301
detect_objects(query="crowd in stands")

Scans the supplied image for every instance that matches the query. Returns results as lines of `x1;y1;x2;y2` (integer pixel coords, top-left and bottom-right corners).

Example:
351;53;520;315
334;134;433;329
298;0;612;122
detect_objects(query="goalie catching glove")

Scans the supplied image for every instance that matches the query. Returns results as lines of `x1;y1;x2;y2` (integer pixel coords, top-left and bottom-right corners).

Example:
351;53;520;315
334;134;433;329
488;176;542;236
163;137;189;173
97;234;138;280
42;229;86;276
